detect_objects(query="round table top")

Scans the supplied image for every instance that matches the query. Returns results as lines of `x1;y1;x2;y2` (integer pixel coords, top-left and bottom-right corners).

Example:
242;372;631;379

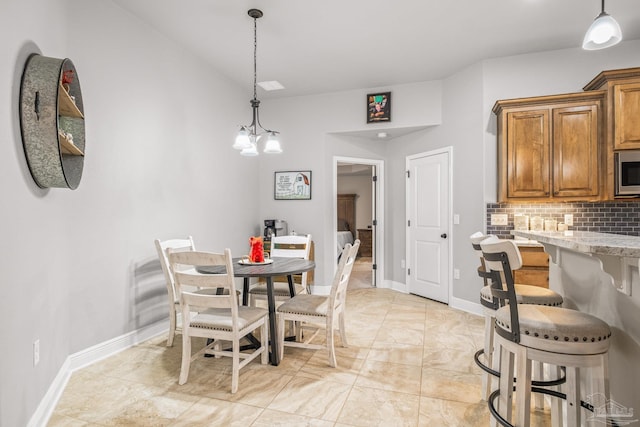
196;257;315;278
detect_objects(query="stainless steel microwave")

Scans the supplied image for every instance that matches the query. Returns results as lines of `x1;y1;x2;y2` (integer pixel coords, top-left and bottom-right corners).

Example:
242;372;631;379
615;151;640;196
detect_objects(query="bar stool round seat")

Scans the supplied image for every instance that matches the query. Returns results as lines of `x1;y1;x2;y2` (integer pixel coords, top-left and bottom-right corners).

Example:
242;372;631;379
495;304;611;355
481;238;611;427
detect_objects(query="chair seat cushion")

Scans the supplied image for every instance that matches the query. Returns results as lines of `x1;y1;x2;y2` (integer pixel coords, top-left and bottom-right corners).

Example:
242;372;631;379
249;282;306;297
480;284;563;306
190;306;267;331
277;294;329;317
495;304;611;354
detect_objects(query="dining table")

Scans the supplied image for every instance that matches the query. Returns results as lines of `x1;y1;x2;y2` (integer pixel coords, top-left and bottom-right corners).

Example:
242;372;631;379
196;256;315;366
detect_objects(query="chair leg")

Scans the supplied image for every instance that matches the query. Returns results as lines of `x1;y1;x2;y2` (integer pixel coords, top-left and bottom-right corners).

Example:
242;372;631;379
327;317;337;368
551;365;563;427
482;314;495;401
260;320;268;365
497;344;514;426
178;333;191;385
515;346;532;427
533;361;544;410
277;313;285;362
565;367;580;426
231;339;240;394
338;310;348;347
167;305;177;347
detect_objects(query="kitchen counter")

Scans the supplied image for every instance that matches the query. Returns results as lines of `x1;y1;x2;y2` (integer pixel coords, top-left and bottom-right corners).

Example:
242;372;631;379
511;230;640;258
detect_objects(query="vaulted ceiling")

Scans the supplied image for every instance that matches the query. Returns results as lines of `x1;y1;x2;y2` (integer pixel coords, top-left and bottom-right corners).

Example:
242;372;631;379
113;0;640;98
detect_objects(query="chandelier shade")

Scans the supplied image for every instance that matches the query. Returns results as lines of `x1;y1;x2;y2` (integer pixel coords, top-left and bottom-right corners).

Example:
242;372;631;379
582;0;622;50
233;9;282;155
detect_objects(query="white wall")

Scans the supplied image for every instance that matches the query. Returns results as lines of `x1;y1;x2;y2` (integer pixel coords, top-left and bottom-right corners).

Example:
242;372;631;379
260;83;443;288
1;0;257;425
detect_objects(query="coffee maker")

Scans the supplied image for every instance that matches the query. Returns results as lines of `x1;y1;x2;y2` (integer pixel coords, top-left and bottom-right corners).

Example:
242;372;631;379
263;219;288;240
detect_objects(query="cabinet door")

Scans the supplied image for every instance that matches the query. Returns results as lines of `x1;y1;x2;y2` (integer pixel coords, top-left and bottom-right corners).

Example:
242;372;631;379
552;104;599;198
614;82;640;150
506;110;550;198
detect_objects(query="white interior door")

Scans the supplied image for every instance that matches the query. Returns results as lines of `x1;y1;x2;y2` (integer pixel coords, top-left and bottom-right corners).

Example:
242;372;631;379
406;149;451;303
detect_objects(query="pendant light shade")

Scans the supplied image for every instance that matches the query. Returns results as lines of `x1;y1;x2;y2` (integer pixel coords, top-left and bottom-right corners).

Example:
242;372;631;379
582;0;622;50
233;9;282;156
240;142;259;156
263;132;282;153
233;127;252;150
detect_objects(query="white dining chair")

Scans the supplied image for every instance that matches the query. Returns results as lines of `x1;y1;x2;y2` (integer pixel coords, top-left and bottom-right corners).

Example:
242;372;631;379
248;234;312;305
276;240;360;367
168;248;268;393
155;236;198;347
155;236;237;347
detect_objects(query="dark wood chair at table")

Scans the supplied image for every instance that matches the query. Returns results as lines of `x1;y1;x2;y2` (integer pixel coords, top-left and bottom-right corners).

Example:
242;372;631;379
481;237;611;427
276;240;360;368
168;248;268;393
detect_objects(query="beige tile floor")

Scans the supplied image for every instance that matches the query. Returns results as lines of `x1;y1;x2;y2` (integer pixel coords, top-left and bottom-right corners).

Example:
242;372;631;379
48;288;551;426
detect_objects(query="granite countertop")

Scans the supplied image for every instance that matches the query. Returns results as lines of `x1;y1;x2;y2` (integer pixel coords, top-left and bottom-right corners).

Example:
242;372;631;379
511;230;640;258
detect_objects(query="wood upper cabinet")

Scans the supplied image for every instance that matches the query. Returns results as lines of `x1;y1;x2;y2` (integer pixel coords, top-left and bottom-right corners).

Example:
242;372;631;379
493;91;605;202
584;68;640;150
505;109;550;198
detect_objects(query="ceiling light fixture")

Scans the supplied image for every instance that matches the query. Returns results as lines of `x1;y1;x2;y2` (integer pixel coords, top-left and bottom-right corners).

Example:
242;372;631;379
582;0;622;50
233;9;282;156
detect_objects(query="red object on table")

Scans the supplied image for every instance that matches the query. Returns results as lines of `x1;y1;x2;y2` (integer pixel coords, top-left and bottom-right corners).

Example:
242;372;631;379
249;236;264;263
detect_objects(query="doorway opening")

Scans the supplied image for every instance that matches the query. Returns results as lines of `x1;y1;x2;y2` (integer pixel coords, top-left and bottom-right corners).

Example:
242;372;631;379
334;157;384;289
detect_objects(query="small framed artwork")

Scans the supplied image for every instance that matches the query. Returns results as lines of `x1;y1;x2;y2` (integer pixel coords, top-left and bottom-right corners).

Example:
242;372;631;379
274;171;312;200
367;92;391;123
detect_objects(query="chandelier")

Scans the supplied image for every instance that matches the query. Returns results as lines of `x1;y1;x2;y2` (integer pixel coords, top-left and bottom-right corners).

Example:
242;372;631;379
233;9;282;156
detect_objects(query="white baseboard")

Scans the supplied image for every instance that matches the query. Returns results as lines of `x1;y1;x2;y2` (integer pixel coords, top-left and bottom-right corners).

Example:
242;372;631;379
386;280;407;293
28;321;168;427
449;295;483;317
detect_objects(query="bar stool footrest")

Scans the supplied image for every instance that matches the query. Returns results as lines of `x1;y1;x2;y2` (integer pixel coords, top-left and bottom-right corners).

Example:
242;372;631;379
488;386;620;427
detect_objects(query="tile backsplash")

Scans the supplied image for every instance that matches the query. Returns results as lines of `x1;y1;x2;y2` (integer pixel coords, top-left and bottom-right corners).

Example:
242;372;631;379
486;202;640;239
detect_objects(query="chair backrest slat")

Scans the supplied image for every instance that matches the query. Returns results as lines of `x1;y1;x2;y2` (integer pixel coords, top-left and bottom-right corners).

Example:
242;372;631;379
168;249;238;319
330;240;360;309
269;234;312;286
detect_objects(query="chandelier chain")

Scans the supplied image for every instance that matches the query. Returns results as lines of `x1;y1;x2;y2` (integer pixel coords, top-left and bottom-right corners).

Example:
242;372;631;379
253;16;257;101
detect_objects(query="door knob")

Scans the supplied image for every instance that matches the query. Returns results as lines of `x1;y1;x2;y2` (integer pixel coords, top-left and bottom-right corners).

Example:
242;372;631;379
441;233;447;239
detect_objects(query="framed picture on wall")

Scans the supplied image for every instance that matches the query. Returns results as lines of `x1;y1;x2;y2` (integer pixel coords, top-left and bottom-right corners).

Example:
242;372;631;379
274;171;312;200
367;92;391;123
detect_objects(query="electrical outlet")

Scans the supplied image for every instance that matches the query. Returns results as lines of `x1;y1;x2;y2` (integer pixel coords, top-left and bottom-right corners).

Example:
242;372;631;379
491;214;508;226
33;339;40;366
564;214;574;226
401;259;406;269
453;268;460;279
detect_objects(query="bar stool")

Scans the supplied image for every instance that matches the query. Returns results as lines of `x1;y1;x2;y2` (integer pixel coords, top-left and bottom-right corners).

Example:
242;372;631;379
470;233;564;402
481;238;611;427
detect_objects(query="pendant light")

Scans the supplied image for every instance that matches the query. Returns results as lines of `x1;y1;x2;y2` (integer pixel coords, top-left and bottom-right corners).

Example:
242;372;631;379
582;0;622;50
233;9;282;156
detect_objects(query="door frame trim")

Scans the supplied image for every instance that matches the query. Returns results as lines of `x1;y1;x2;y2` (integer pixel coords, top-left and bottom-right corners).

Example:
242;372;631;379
333;156;384;288
405;146;453;303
